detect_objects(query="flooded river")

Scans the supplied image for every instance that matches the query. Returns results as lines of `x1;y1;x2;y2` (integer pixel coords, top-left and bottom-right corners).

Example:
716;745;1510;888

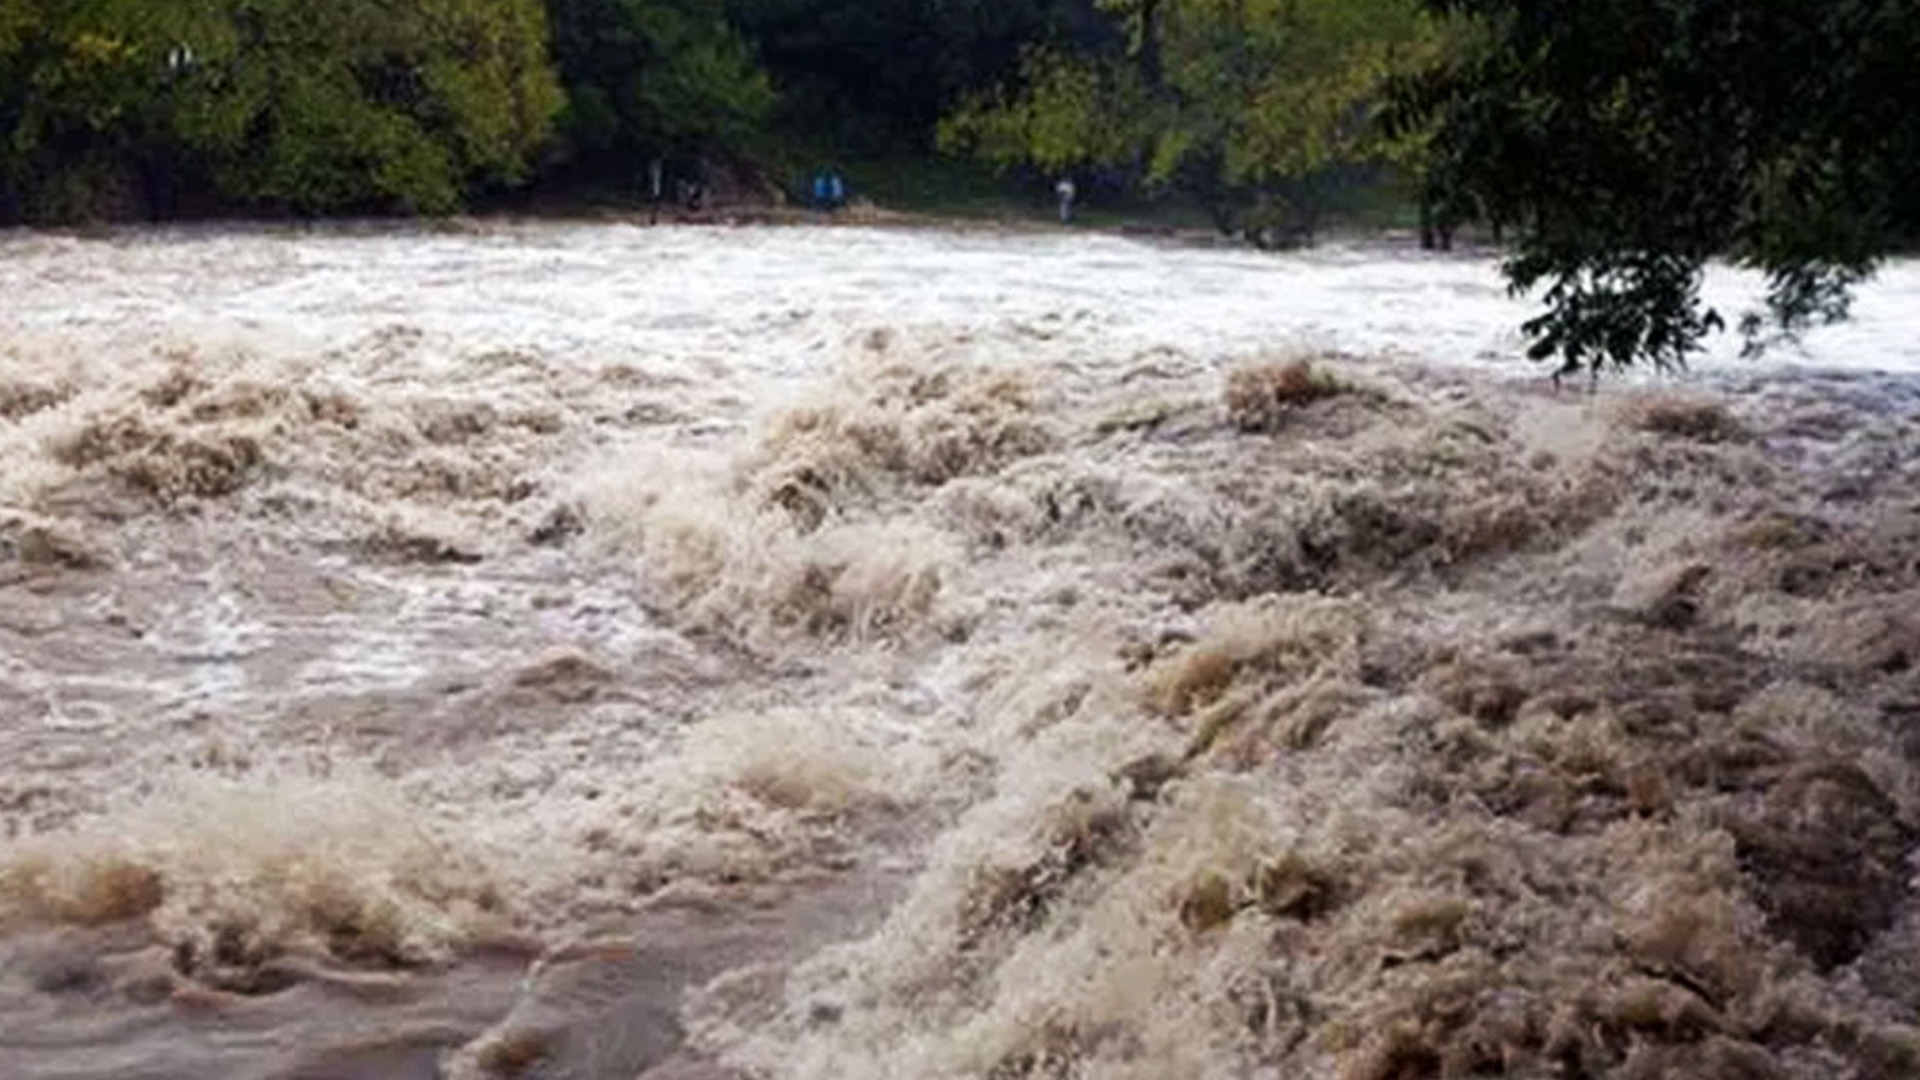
3;223;1918;1080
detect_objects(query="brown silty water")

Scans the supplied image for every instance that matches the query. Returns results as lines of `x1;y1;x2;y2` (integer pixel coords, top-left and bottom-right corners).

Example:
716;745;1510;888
2;224;1919;1080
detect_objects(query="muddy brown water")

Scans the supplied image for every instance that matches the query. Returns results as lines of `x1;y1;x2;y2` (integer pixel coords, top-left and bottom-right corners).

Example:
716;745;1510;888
4;224;1919;1080
2;870;904;1080
0;515;909;1079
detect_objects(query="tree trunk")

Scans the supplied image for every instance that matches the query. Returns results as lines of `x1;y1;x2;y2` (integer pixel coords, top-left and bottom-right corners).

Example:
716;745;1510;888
1139;0;1163;87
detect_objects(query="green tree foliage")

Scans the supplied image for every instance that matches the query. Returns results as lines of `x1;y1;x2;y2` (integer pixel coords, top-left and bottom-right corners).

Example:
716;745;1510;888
0;0;1222;221
941;0;1439;240
733;0;1107;150
0;1;207;218
214;0;562;213
938;47;1146;174
1;0;561;220
549;0;772;170
1399;1;1920;376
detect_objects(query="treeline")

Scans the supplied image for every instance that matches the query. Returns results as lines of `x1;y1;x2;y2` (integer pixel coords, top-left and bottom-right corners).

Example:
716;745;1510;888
0;0;1437;228
0;0;560;220
0;0;1098;221
941;0;1463;245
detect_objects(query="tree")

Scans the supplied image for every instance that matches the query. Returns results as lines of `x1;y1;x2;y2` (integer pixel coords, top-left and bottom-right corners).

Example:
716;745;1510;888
1399;1;1920;376
724;0;1089;149
938;46;1150;175
0;1;224;218
0;0;562;221
547;0;772;173
941;0;1438;242
212;0;562;214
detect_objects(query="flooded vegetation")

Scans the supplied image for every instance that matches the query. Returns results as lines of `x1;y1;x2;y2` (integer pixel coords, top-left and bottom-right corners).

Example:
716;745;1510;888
3;224;1919;1079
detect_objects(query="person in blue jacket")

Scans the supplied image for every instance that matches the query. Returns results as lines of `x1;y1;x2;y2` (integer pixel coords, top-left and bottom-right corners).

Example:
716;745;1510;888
813;167;848;213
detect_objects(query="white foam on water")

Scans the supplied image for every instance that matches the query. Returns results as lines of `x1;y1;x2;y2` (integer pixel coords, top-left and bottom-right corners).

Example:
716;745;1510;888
7;225;1916;385
3;222;1919;1080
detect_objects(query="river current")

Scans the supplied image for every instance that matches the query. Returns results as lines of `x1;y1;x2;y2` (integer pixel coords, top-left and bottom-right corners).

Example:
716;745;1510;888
3;223;1918;1080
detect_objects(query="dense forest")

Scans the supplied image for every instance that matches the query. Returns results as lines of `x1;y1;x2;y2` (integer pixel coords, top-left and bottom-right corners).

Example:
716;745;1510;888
0;0;1461;231
3;0;1917;373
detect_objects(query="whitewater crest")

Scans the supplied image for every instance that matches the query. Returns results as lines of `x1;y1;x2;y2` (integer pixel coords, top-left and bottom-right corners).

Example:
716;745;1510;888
2;225;1918;1080
680;347;1920;1080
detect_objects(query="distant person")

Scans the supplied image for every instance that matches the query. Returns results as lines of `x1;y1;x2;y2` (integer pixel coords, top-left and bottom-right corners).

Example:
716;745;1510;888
813;167;847;213
1056;176;1078;225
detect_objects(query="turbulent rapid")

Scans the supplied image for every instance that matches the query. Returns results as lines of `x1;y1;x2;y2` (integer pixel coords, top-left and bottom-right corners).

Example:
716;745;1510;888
2;222;1918;1080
